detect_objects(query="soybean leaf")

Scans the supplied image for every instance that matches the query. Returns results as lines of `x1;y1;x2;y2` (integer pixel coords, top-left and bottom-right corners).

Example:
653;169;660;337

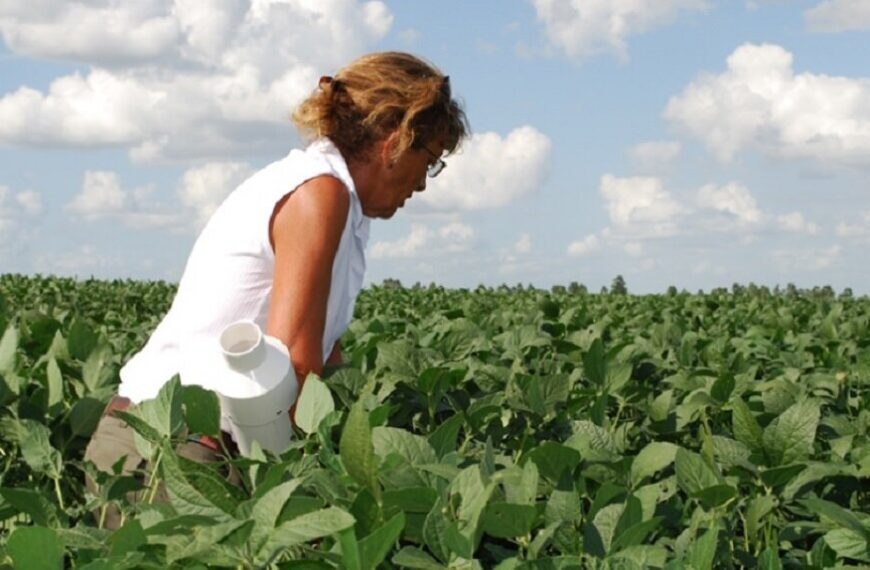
359;512;406;570
675;448;720;496
139;376;185;438
0;323;18;375
481;503;539;538
630;442;678;488
295;374;335;435
259;507;355;562
762;400;820;466
68;319;98;361
800;498;870;541
583;339;606;387
427;414;463;459
731;398;764;453
392;546;446;569
7;526;64;570
340;400;380;500
181;385;221;437
688;522;719;570
525;442;582;482
18;419;62;479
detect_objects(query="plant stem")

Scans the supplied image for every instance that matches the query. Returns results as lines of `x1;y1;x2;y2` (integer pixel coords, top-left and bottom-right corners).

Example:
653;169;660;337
146;450;163;504
53;476;66;511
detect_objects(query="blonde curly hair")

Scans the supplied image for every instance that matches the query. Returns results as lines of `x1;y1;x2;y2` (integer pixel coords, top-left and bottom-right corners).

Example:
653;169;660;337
292;52;469;162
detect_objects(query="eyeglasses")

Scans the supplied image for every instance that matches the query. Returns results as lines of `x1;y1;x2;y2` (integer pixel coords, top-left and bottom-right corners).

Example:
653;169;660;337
421;146;446;178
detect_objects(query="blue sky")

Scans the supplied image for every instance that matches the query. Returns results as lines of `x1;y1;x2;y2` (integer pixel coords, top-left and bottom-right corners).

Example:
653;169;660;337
1;0;869;293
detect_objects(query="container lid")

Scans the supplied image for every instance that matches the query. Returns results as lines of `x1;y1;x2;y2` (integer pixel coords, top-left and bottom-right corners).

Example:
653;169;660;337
180;335;291;400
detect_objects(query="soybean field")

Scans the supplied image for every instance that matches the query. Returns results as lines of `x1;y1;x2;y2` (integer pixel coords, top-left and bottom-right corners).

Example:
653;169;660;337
0;274;868;568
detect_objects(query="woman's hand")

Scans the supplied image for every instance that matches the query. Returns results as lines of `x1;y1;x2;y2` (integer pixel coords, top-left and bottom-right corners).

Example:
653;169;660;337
265;175;349;423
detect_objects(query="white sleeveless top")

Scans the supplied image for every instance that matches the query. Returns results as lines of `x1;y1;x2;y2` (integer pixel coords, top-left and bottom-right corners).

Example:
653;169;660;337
118;138;370;403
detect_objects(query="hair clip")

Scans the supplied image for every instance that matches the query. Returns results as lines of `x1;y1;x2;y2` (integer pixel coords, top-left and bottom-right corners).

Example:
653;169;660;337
440;75;451;97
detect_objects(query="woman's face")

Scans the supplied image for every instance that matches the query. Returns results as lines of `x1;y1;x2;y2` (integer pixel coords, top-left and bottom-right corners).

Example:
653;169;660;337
362;137;445;219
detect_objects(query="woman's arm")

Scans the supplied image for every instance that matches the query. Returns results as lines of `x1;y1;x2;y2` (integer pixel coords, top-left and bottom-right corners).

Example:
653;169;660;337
265;175;349;417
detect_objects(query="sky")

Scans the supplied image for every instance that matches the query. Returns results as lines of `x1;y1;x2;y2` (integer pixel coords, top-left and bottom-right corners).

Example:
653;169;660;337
1;0;869;294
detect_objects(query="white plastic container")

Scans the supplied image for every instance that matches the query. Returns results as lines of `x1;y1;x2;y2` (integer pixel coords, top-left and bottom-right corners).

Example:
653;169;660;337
180;320;298;456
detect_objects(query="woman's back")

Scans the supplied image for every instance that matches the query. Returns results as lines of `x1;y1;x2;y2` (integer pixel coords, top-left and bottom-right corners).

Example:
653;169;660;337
118;139;370;403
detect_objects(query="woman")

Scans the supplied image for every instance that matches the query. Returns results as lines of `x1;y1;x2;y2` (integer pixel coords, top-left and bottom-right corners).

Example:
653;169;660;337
84;51;468;526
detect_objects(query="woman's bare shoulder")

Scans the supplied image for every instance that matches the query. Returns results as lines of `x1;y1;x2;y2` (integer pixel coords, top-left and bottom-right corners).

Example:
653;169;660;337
269;174;350;253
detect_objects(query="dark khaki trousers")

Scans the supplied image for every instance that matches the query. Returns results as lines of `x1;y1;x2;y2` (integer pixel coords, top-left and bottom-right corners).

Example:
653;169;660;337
84;412;238;529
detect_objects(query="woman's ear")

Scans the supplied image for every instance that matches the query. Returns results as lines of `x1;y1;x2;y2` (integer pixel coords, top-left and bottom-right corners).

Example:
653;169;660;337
379;130;401;168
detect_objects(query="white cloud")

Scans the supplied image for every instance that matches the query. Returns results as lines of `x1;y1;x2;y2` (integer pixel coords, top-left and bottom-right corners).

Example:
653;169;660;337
66;163;252;230
776;211;820;235
772;245;842;271
14;190;43;216
415;126;552;212
515;233;532;254
835;210;870;237
599;174;684;237
629;140;682;172
178;161;254;228
805;0;870;32
67;171;129;219
0;0;393;160
567;234;600;256
370;222;476;259
0;185;43;257
529;0;709;61
696;182;763;225
665;43;870;166
624;242;644;256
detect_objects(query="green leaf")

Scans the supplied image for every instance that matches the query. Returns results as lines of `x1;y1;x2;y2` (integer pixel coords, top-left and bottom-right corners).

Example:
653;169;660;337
360;512;406;570
69;397;106;438
583;339;606;387
108;519;147;557
339;527;362;570
181;385;221;437
260;507;355;559
158;441;233;519
759;464;806;488
67;319;98;361
139;376;184;438
757;547;783;570
384;487;438;514
427;414;463;459
800;498;870;541
675;448;720;496
606;362;632;393
340;400;380;500
610;518;662;553
7;526;64;570
251;479;303;553
392;546;446;569
46;357;64;410
0;487;64;527
630;441;678;488
372;427;438;467
731;397;764;453
565;421;620;462
691;485;737;510
524;442;582;482
762;399;820;466
688;522;719;570
81;343;114;394
745;495;776;542
0;322;19;375
18;419;62;479
295;373;335;434
823;529;870;562
482;503;539;538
